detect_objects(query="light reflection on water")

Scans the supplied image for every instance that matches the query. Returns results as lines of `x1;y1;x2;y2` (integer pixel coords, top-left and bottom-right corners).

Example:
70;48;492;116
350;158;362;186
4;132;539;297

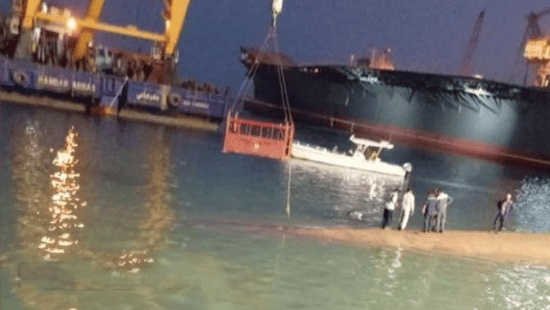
515;177;550;232
1;103;550;310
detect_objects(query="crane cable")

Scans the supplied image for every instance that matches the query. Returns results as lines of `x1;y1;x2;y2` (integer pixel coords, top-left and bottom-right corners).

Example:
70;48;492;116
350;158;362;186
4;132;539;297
272;27;293;126
268;19;294;217
229;27;276;116
269;22;294;217
227;10;294;217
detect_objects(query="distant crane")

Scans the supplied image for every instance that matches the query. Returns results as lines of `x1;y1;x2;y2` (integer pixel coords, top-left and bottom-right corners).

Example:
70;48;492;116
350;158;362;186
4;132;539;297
458;10;485;76
516;7;550;62
518;6;550;86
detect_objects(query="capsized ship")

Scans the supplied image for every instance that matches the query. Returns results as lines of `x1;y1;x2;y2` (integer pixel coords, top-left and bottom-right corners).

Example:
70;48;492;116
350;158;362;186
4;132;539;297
240;40;550;168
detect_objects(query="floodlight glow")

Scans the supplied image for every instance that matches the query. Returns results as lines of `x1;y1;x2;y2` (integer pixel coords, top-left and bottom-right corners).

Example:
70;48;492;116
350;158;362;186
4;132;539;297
67;17;77;32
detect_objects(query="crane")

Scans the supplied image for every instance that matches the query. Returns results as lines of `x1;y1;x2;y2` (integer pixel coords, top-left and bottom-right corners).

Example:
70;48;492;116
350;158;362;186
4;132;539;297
458;10;485;76
517;7;550;61
18;0;190;61
521;7;550;87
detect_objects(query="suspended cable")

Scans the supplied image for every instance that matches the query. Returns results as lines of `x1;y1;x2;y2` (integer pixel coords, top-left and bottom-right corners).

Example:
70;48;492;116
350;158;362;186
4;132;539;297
286;150;293;219
228;31;274;115
272;28;293;125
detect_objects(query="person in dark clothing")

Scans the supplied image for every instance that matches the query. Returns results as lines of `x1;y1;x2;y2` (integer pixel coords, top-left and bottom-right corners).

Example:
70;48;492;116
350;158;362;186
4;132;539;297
381;188;399;229
422;190;438;232
493;193;514;232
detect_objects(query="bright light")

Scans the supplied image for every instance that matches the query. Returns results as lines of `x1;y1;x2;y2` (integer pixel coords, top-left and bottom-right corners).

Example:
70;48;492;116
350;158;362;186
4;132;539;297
67;17;77;32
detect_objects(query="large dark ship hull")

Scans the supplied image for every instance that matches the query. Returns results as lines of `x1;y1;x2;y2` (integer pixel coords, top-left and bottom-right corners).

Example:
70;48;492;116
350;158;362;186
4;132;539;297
243;57;550;168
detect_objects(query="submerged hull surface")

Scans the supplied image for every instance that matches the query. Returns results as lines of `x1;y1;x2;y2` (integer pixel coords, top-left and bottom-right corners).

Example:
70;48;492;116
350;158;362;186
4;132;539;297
243;59;550;168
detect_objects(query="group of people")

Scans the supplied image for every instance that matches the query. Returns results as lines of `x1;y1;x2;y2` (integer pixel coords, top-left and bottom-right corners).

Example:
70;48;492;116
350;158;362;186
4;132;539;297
380;187;415;231
380;187;515;232
420;188;453;233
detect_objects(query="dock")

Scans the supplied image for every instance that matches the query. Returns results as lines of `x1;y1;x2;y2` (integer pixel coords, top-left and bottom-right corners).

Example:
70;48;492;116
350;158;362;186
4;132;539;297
0;90;219;131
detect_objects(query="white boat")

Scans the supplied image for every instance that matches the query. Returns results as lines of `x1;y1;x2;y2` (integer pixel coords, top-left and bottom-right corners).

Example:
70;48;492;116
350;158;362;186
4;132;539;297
291;135;412;178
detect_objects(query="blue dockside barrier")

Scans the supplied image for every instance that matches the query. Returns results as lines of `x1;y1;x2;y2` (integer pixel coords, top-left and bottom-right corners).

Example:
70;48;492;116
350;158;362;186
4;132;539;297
126;80;229;119
3;58;38;89
0;56;230;120
169;86;229;118
98;76;126;111
127;81;164;110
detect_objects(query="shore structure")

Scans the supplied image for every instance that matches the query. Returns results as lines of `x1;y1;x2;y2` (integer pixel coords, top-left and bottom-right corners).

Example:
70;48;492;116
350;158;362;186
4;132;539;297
0;1;231;129
0;89;219;131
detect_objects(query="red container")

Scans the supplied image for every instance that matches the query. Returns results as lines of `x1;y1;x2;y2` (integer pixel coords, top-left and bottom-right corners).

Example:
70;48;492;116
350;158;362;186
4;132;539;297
222;115;294;160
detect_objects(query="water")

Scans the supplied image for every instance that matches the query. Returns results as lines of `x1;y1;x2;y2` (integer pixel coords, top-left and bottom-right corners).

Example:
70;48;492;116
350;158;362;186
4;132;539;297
2;102;550;310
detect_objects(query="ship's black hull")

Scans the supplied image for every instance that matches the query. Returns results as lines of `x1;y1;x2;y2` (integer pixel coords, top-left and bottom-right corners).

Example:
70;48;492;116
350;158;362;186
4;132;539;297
244;59;550;168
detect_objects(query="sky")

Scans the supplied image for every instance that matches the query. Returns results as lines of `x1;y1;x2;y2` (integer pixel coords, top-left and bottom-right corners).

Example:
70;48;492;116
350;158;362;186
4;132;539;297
2;0;549;92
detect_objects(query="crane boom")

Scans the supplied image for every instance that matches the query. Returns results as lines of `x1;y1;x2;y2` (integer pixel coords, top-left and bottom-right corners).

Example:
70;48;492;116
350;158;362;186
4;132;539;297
21;0;41;29
458;10;484;76
74;0;106;60
164;0;192;57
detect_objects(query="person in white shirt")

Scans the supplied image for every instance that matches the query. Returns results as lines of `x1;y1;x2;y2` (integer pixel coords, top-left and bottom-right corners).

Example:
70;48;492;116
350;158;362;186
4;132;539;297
399;187;415;230
435;188;453;233
381;188;399;229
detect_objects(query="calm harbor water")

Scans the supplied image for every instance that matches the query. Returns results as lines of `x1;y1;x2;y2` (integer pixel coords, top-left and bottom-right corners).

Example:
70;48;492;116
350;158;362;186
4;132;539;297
1;102;550;310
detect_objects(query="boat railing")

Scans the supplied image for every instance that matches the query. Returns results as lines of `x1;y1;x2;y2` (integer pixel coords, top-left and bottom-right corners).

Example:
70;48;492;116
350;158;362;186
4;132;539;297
295;141;335;153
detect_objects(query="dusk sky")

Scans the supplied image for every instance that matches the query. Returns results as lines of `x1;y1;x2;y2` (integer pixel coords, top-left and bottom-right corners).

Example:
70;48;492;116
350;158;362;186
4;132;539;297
2;0;549;91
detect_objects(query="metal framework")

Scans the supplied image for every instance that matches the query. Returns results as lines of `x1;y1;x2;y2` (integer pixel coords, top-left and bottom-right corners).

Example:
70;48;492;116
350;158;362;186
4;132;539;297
74;0;106;59
458;10;485;76
20;0;190;58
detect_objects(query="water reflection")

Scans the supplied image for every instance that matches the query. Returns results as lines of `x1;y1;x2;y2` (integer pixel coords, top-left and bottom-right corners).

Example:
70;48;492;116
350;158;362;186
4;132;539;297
80;126;174;273
11;120;52;256
515;177;550;232
38;127;84;260
482;264;550;309
9;121;176;309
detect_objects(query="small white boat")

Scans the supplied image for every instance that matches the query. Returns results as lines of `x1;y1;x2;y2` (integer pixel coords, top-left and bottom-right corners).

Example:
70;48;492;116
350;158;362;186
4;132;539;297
291;135;412;178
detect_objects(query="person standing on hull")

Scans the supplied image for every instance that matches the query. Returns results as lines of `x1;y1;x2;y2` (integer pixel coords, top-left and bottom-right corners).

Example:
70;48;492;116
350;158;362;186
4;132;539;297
435;188;453;233
422;190;438;232
493;193;514;232
399;187;415;231
382;188;399;229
